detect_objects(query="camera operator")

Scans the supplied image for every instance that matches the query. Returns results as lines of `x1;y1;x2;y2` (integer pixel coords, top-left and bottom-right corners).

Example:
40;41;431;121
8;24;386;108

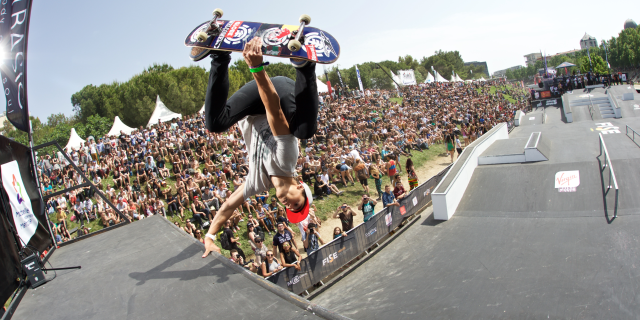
358;194;378;222
303;223;325;254
333;203;356;232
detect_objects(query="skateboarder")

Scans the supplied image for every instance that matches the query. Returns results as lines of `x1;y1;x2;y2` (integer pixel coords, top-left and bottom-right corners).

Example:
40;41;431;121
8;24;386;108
202;38;318;257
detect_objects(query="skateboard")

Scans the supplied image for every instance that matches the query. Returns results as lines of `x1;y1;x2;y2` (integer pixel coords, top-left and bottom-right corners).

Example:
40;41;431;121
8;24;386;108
185;9;340;64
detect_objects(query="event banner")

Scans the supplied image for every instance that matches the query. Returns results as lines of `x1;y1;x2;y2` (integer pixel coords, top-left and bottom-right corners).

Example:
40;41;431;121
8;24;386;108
268;166;451;294
336;69;345;89
1;160;37;246
355;65;364;94
399;70;417;85
0;0;34;132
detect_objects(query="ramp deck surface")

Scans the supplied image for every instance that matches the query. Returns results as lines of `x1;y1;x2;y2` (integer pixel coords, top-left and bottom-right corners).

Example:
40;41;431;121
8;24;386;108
13;216;325;320
314;92;640;319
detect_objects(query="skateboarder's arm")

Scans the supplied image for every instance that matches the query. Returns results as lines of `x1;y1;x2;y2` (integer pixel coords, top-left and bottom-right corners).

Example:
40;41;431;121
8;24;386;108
243;38;291;136
202;183;246;258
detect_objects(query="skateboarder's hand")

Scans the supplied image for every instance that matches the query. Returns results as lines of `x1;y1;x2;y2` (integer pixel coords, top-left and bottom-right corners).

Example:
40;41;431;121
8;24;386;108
202;235;221;258
243;37;263;69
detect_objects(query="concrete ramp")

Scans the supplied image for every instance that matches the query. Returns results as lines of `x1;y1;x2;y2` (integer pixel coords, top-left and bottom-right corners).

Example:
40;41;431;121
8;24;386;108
478;132;549;165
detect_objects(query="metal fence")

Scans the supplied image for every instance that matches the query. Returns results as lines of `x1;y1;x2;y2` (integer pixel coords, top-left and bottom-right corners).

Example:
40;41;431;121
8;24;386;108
267;165;452;295
626;125;640;148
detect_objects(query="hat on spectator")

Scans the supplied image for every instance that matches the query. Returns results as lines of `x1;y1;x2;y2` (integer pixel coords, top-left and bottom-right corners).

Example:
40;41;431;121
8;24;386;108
285;183;313;224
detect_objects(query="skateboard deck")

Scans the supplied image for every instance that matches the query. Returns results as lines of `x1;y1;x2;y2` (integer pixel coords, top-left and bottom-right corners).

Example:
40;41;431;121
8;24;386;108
185;20;340;64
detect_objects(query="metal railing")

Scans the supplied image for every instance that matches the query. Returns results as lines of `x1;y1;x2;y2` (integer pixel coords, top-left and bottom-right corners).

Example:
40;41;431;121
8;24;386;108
599;133;619;218
626;125;640;148
587;95;595;120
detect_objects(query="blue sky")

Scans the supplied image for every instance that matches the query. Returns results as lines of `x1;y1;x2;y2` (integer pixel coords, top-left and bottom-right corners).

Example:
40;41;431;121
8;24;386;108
4;0;639;120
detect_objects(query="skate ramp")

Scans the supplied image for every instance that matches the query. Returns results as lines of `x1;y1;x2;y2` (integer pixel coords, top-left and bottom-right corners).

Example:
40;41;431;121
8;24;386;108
13;216;342;320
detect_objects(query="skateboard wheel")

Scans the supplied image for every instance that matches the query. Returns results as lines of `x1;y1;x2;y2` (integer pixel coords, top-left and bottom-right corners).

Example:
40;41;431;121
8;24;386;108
213;8;224;18
196;32;208;42
299;14;311;25
288;39;302;52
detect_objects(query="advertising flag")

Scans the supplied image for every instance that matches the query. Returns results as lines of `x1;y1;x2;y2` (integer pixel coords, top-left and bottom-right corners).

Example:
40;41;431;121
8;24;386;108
355;65;364;93
336;68;345;89
1;160;38;246
0;0;34;132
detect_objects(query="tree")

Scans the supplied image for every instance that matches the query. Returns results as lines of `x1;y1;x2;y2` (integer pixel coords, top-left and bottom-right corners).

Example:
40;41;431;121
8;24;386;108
580;55;608;74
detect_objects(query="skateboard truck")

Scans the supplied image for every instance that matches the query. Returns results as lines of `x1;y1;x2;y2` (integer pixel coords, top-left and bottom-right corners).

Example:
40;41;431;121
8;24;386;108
196;8;224;42
287;14;311;52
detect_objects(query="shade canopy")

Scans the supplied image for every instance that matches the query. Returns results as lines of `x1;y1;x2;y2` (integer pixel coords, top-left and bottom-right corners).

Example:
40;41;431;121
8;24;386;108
107;116;136;137
316;78;328;93
147;95;182;127
556;62;576;69
64;128;85;152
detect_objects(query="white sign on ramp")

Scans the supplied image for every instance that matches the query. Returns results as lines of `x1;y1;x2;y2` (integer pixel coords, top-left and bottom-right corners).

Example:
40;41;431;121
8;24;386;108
1;160;38;246
555;170;580;192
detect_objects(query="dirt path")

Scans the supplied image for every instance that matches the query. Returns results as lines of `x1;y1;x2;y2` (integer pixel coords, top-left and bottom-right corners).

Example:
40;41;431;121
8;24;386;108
302;152;454;257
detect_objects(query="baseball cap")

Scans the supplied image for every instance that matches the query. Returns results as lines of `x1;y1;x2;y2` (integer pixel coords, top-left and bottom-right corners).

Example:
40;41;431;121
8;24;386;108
285;183;313;224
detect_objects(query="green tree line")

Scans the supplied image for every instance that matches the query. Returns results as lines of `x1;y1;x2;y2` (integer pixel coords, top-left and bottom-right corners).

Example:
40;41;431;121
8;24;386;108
505;27;640;80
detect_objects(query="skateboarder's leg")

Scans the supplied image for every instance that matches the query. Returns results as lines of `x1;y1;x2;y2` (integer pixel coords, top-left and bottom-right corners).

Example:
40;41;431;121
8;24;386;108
278;62;319;139
204;53;266;133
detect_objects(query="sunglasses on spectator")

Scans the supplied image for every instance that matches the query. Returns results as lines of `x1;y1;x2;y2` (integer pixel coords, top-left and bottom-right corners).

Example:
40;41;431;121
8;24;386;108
266;254;273;257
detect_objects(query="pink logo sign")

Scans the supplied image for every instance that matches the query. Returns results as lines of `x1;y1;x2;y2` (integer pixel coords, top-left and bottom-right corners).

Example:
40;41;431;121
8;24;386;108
555;171;580;188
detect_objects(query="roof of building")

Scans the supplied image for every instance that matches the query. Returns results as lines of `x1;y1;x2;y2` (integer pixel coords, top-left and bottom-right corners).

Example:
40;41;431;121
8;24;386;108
624;19;638;29
581;33;596;41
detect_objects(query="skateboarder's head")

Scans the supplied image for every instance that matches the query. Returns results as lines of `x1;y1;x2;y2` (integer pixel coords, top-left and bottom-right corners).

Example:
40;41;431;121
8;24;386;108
284;182;313;224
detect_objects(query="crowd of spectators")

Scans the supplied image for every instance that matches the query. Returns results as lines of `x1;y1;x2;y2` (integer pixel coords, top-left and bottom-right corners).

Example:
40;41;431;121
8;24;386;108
36;78;528;277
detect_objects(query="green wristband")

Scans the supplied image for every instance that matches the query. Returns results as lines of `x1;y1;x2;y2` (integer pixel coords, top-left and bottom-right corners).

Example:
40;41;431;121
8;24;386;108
250;65;264;73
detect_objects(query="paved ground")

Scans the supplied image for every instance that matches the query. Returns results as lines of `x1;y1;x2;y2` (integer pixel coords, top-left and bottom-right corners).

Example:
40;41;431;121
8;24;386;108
313;91;640;319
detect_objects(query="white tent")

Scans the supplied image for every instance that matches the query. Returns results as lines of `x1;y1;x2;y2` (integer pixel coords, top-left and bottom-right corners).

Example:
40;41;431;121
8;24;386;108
434;71;449;82
424;72;435;83
199;104;205;114
477;77;487;82
316;78;328;93
64;128;85;152
453;73;464;82
147;95;182;128
107;116;136;137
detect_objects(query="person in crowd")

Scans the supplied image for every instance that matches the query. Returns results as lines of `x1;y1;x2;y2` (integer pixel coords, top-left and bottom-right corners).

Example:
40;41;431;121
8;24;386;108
393;181;407;200
260;250;282;277
303;223;325;254
333;227;348;239
272;222;297;257
406;158;419;191
358;194;377;222
333;203;356;232
279;242;302;271
382;185;400;208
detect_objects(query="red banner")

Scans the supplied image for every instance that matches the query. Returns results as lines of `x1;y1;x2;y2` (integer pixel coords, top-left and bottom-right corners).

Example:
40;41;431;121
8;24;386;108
326;81;332;96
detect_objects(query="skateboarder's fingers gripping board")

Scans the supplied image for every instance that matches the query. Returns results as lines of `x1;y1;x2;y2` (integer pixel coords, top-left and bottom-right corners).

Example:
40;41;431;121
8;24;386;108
203;39;319;139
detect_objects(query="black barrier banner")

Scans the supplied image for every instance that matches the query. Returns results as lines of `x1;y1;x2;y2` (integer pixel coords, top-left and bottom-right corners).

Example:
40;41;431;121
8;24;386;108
0;135;51;253
0;0;34;132
268;166;451;294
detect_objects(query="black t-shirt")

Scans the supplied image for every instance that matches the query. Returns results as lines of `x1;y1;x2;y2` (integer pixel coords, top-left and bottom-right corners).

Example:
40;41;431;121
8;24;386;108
223;227;234;246
272;230;293;252
339;211;354;231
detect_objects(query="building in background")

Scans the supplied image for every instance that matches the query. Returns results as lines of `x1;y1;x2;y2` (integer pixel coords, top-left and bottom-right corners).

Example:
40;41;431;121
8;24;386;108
463;61;490;77
580;33;597;49
624;19;637;29
493;65;524;78
523;53;542;66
